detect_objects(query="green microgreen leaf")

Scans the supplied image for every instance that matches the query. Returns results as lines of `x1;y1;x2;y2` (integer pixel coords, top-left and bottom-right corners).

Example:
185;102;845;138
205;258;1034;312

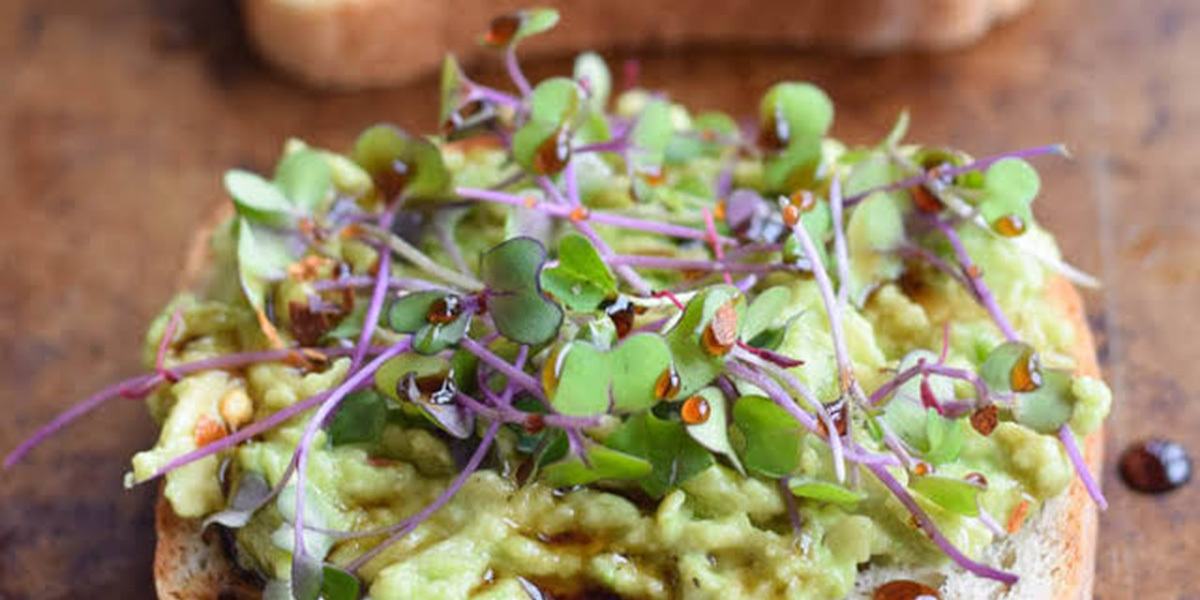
1013;368;1074;434
374;353;450;402
979;341;1040;394
844;191;906;305
225;170;293;224
629;99;673;172
909;475;982;516
742;286;792;343
235;217;293;314
923;410;965;465
386;291;472;355
762;135;822;193
439;55;467;127
387;291;445;333
980;157;1040;225
882;110;911;148
274;148;332;212
684;387;743;473
609;334;673;412
541;233;617;311
665;285;742;397
481;237;564;346
328;389;388;446
530;77;585;126
351;124;450;200
732;395;802;478
484;8;560;46
540;444;652;487
204;471;272;528
292;553;323;600
574;51;612;111
548;342;610;416
606;412;713;497
788;477;866;505
320;565;361;600
760;82;834;144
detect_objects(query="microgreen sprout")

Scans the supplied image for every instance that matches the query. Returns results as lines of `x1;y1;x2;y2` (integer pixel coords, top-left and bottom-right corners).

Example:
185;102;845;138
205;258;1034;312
5;12;1115;593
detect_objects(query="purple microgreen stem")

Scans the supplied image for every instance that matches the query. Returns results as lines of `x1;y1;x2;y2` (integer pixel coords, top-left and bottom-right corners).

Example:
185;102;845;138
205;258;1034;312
1058;425;1108;510
606;255;800;274
464;82;523;110
865;462;1019;585
978;505;1006;538
779;478;804;536
701;207;735;286
845;144;1067;206
929;217;1019;342
735;350;845;483
896;244;970;289
4;374;157;469
827;179;851;309
6;345;388;470
545;168;653;296
312;276;447;293
868;359;999;409
734;341;804;368
292;341;413;571
351;239;393;370
726;360;895;468
785;203;857;397
346;421;501;570
361;224;484;291
454;392;604;430
574;139;629;154
454;186;737;246
458;337;546;402
156;308;184;382
505;46;533;97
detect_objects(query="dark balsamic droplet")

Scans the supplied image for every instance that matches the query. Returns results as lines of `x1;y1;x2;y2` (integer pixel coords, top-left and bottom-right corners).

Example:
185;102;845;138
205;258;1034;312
680;395;711;425
970;404;998;436
1119;439;1192;494
426;295;462;325
600;295;639;339
873;579;941;600
485;13;522;46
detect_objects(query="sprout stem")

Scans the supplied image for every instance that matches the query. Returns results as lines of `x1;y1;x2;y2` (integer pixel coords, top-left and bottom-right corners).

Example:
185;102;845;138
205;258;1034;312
779;478;803;536
363;225;485;292
895;243;970;289
458;337;545;401
551;168;653;295
866;462;1019;585
292;341;412;570
505;46;533;97
346;421;501;571
1059;425;1108;510
828;179;850;308
454;186;736;245
351;242;392;370
313;276;447;293
929;217;1019;342
735;350;845;483
606;255;798;274
155;308;184;381
844;143;1066;206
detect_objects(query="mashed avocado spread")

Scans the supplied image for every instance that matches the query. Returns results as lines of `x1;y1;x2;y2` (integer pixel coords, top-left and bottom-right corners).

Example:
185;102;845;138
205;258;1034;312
118;10;1113;600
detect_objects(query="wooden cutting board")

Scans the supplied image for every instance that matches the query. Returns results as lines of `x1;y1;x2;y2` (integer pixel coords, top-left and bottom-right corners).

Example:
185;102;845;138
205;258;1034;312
1;0;1196;597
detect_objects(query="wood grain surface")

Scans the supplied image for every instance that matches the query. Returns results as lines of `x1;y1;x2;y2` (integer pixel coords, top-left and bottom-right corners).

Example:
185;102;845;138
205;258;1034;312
0;0;1196;598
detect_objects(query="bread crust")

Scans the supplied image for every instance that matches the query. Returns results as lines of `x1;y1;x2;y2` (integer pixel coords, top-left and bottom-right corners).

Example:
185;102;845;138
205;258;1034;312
153;211;1101;599
242;0;1033;89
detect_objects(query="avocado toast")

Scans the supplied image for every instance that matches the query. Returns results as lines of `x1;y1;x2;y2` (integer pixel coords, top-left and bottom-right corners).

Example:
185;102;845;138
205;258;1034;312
6;9;1111;599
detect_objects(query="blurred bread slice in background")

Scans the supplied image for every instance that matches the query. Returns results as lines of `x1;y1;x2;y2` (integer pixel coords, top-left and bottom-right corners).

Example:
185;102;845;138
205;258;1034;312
243;0;1033;89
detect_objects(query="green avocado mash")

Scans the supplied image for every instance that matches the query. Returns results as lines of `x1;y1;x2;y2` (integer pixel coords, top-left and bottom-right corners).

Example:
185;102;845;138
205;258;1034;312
123;13;1111;600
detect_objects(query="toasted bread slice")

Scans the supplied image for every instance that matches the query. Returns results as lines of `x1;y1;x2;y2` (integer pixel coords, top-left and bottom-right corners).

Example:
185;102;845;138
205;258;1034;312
242;0;1034;89
153;209;1101;599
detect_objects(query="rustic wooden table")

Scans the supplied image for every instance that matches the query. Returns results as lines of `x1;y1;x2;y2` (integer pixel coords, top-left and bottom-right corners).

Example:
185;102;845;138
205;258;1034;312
1;0;1195;597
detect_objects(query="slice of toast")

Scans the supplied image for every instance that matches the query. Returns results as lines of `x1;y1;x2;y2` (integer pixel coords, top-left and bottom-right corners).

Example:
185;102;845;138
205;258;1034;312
153;208;1101;599
242;0;1034;89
